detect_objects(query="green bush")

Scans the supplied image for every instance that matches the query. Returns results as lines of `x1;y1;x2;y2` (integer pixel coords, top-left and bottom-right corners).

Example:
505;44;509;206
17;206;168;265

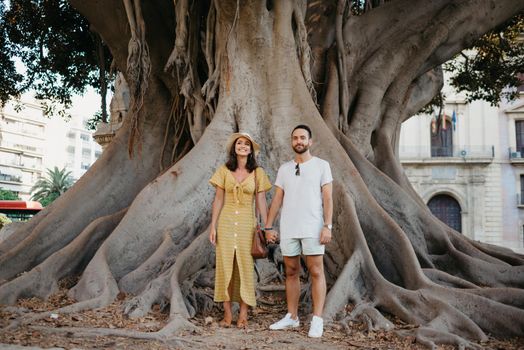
0;188;20;200
0;214;12;230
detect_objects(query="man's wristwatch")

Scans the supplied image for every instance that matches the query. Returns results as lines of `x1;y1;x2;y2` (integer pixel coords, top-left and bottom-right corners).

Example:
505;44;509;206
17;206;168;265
323;224;332;230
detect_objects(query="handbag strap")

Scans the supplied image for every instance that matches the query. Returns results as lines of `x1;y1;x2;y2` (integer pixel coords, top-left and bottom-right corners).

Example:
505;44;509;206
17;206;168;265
254;167;260;224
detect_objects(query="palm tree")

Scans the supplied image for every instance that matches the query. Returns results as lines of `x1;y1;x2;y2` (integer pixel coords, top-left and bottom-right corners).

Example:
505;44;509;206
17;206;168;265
31;167;73;207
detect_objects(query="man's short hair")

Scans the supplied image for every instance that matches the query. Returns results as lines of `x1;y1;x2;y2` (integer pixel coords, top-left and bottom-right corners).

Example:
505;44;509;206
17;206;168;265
292;124;312;138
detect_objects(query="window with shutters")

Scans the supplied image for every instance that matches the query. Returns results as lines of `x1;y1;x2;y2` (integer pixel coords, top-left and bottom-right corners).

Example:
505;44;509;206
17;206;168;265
431;117;453;157
521;175;524;205
516;120;524;154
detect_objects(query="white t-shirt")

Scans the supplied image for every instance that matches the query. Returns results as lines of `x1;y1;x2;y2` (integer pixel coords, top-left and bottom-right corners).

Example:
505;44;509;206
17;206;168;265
274;156;333;239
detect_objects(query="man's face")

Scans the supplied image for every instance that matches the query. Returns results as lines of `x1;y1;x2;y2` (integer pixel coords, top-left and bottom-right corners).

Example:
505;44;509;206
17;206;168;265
291;128;311;154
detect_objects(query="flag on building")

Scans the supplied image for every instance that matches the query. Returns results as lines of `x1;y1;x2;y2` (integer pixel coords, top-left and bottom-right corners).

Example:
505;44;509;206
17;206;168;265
442;113;447;130
451;110;456;131
431;115;437;134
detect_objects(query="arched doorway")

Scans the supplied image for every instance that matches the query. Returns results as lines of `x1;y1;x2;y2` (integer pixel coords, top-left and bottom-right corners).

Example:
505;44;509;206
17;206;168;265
427;194;462;233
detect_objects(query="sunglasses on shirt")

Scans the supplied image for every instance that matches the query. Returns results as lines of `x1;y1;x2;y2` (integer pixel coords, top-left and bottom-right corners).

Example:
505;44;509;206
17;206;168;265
295;163;300;176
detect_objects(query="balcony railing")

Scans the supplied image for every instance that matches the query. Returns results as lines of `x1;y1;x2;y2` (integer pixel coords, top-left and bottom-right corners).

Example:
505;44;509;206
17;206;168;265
0;124;43;137
0;141;43;154
0;173;22;183
400;145;494;160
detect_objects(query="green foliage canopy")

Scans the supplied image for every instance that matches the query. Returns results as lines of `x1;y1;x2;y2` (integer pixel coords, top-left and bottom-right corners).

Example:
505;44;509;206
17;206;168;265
0;0;112;113
445;14;524;106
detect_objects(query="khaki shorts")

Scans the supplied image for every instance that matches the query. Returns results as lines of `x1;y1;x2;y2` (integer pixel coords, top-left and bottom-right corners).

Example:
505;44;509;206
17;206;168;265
280;238;325;256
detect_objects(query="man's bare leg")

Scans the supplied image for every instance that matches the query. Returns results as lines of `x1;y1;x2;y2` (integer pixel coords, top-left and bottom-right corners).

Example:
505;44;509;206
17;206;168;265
305;255;326;316
284;256;301;319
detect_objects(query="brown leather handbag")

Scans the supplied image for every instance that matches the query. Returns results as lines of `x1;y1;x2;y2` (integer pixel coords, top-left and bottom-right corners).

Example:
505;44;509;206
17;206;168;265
251;168;268;259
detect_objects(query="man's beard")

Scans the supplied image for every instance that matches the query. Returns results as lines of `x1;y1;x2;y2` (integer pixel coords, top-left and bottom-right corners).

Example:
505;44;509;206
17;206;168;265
293;144;309;154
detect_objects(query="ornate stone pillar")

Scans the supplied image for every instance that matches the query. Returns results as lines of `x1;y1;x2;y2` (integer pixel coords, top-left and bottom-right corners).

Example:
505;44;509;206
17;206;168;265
93;73;130;149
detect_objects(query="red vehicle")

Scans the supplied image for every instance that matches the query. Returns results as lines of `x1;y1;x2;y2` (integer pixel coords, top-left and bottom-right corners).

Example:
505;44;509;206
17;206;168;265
0;200;43;221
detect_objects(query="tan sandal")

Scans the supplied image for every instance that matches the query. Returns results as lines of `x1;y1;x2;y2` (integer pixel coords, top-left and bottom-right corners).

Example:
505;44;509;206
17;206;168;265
219;315;232;327
236;318;248;329
219;319;232;327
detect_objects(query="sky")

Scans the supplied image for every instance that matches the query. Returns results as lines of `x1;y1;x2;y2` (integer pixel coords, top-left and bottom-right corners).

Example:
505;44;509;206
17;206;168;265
69;88;108;118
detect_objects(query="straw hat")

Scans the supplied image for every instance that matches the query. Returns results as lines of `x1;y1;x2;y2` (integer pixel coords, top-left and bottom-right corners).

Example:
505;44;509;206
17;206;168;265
226;132;260;155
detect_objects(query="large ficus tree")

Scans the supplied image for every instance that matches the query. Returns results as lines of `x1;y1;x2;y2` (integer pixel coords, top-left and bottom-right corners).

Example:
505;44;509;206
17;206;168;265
1;0;524;348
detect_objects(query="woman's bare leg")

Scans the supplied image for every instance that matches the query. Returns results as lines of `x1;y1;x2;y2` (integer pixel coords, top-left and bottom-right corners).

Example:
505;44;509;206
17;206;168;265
220;280;234;327
237;300;249;328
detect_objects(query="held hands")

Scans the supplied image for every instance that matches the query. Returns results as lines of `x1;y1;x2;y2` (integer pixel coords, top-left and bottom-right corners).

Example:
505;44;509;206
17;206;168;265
319;227;332;245
209;227;217;246
265;229;278;244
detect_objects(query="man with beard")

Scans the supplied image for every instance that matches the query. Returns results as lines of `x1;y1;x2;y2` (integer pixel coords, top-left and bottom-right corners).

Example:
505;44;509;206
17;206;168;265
265;124;333;338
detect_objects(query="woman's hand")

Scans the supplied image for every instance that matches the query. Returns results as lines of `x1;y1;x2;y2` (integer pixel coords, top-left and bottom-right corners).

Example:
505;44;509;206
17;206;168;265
265;229;278;244
210;188;224;247
209;227;217;246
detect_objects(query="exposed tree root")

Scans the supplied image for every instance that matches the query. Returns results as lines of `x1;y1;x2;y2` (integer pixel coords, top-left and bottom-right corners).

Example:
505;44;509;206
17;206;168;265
335;0;349;133
468;237;524;265
165;0;189;78
292;0;315;103
0;208;127;305
118;232;180;295
421;269;479;289
123;269;171;319
165;230;213;326
255;258;283;286
431;248;524;288
323;186;372;320
201;1;225;109
397;328;484;350
257;285;286;292
123;228;214;333
28;325;201;348
342;302;393;332
320;48;341;128
466;288;524;308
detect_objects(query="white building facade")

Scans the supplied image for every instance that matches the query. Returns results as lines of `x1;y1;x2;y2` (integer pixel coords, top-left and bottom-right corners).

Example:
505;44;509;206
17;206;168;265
0;96;101;200
400;86;524;253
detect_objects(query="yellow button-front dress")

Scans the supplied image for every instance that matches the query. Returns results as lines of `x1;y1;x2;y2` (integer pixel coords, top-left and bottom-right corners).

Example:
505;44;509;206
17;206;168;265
209;165;272;306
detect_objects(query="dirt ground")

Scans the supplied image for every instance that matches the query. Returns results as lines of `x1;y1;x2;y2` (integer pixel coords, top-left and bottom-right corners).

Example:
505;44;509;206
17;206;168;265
1;287;523;350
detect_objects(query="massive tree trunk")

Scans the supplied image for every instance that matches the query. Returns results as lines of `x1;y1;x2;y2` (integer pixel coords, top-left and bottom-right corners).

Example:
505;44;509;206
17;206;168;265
2;0;524;348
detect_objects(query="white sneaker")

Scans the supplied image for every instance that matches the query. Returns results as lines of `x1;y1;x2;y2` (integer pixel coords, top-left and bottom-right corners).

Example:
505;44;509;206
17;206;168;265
269;313;300;330
308;315;323;338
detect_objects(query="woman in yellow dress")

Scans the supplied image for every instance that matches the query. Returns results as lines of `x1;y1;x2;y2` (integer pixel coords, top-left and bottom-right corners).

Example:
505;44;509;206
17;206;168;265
209;132;272;328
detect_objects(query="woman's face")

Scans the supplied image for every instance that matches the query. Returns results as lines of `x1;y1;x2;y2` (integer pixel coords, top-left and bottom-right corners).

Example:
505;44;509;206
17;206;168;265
235;137;252;157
